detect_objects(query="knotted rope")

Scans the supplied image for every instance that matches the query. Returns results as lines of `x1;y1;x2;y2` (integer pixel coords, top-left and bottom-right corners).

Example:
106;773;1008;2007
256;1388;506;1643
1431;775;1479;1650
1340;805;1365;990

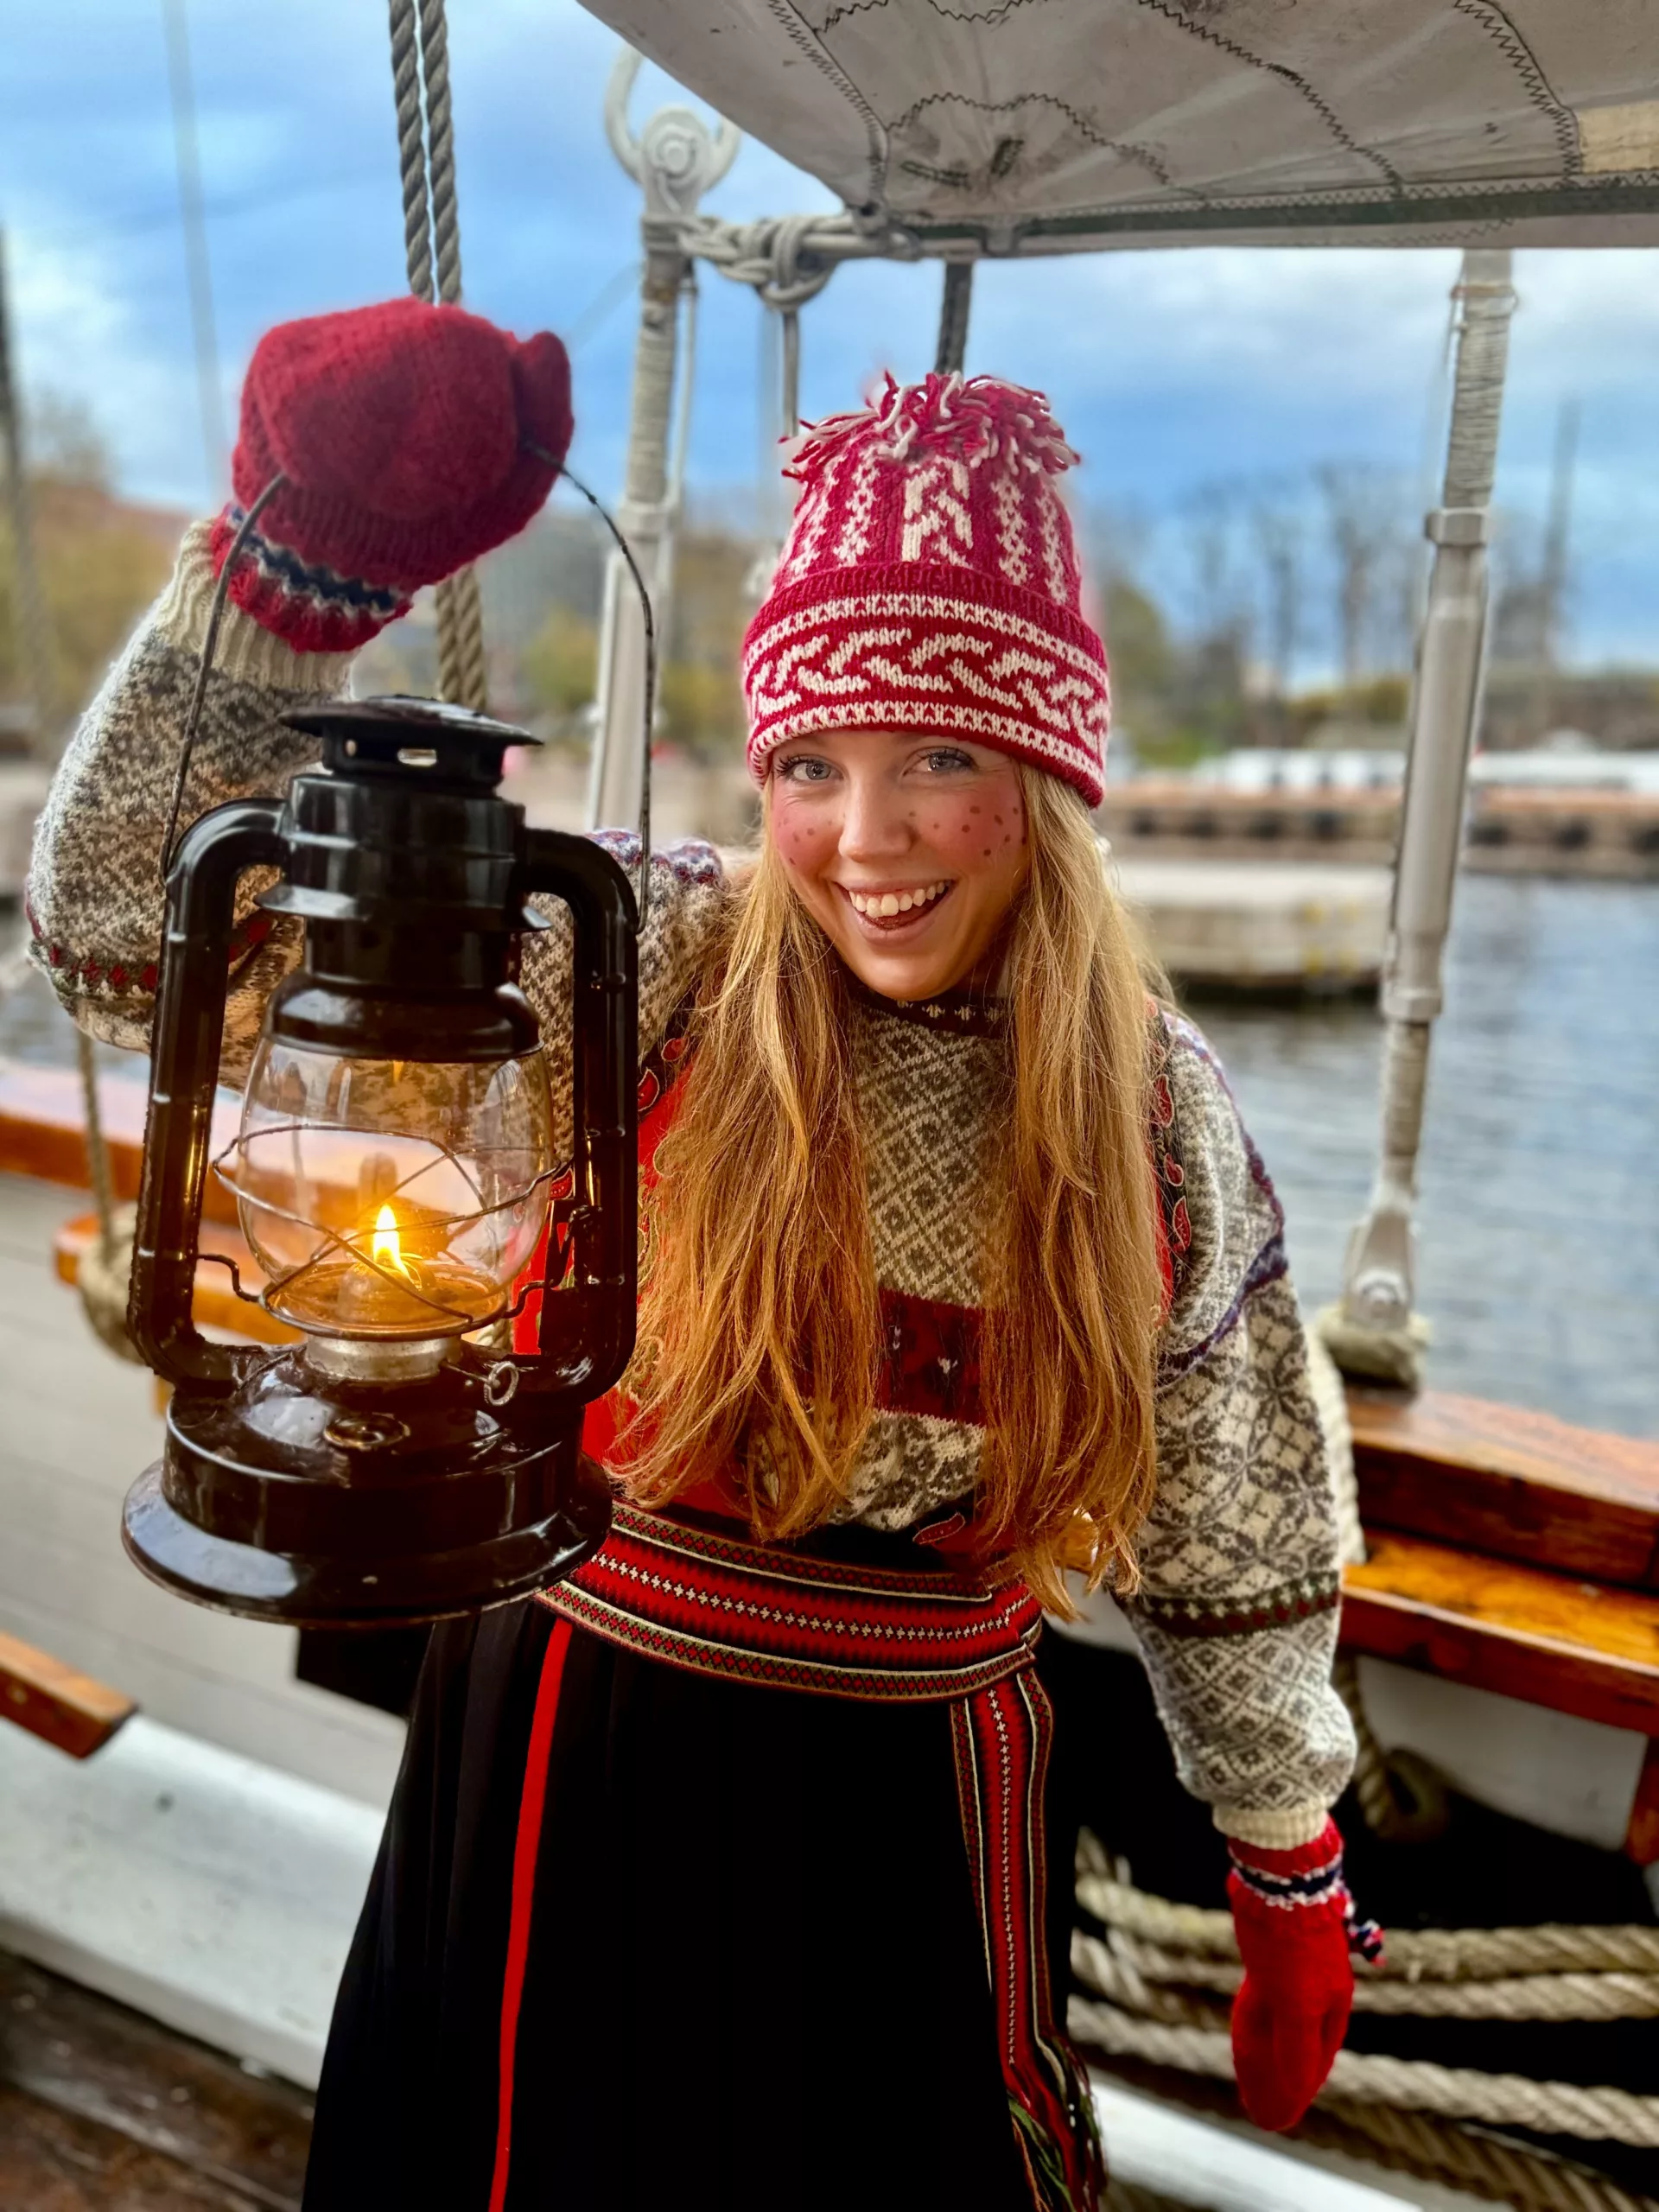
72;1029;141;1363
387;0;488;712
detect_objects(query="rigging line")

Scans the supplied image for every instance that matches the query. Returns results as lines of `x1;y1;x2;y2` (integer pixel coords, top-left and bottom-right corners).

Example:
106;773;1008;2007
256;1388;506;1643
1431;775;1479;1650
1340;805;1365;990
527;443;655;940
568;260;644;354
162;0;228;495
159;470;286;884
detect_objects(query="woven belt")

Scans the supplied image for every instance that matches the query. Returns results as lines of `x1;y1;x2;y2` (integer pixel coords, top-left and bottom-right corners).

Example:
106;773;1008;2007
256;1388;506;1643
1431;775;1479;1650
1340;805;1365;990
535;1501;1102;2211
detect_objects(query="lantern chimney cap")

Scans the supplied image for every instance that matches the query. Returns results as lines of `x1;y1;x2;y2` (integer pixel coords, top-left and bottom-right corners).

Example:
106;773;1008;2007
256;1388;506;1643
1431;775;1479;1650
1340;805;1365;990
280;696;542;787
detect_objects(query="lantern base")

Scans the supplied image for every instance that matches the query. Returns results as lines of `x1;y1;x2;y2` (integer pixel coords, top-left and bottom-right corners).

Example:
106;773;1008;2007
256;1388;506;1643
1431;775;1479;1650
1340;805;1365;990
123;1450;613;1628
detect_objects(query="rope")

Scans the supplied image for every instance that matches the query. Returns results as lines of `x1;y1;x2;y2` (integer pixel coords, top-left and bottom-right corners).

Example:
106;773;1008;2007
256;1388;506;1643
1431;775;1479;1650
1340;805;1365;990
1093;2051;1659;2212
1316;2099;1659;2212
418;0;461;308
388;0;431;307
1070;1993;1659;2146
387;0;487;712
1076;1928;1659;2023
71;1030;141;1363
1076;1862;1659;1979
681;211;840;311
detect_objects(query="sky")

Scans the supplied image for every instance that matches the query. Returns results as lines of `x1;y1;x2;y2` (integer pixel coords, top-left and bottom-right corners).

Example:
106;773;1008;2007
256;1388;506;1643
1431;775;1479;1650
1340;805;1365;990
5;0;1659;674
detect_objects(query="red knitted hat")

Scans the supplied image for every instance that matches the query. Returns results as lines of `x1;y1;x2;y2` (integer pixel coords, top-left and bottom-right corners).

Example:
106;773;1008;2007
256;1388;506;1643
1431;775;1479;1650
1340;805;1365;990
741;372;1109;807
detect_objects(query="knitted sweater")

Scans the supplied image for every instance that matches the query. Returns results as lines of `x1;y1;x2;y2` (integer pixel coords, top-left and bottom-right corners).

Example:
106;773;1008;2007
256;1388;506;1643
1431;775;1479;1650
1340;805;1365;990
27;528;1355;1850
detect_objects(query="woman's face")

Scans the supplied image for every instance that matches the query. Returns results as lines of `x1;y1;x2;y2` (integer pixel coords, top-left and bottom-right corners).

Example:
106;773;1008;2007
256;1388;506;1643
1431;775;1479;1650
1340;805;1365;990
767;728;1030;1000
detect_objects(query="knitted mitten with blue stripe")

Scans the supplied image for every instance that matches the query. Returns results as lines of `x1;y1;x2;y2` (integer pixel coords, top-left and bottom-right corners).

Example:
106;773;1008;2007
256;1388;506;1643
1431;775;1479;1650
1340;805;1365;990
210;296;573;652
1226;1817;1382;2132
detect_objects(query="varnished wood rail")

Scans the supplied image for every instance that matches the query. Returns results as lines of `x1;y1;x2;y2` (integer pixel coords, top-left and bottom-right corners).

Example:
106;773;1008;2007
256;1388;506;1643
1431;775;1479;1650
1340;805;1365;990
0;1630;135;1758
0;1057;239;1222
1349;1387;1659;1590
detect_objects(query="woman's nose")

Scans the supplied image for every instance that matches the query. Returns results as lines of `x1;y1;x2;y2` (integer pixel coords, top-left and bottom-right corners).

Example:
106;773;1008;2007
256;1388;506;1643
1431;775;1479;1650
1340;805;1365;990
837;774;911;860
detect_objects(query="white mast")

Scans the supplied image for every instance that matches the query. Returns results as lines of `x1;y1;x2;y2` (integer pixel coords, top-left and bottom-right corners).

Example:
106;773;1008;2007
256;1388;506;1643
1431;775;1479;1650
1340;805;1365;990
588;52;737;835
1322;250;1519;1387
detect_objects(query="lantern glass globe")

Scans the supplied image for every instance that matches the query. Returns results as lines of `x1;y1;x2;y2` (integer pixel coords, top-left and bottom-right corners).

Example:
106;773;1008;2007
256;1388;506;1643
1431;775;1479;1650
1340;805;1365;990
232;1038;556;1339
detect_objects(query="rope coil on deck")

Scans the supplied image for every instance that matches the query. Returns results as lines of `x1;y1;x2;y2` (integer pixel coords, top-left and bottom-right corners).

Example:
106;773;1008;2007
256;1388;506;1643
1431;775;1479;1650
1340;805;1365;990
1071;1992;1659;2145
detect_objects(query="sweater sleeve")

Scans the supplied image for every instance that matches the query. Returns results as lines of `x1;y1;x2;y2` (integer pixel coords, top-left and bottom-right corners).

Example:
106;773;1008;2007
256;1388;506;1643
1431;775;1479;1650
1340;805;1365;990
26;523;732;1135
1119;1011;1357;1852
26;520;346;1081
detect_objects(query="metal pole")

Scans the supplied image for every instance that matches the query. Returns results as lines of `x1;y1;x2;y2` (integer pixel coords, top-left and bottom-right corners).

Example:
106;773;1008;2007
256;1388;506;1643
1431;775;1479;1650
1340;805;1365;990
589;52;738;835
588;232;685;833
0;231;55;761
935;259;974;376
1324;250;1518;1388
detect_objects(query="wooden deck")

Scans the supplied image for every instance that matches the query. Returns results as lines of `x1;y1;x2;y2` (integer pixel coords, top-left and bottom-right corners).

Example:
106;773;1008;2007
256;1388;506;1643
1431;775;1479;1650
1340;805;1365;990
0;1949;313;2211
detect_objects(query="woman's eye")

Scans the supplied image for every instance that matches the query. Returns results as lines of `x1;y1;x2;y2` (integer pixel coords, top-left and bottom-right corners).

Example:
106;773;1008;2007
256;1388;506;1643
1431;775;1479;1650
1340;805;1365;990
921;748;974;773
775;755;833;784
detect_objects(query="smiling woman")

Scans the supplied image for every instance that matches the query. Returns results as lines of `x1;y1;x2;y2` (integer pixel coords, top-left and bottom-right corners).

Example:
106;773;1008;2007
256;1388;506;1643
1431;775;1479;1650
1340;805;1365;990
28;318;1361;2209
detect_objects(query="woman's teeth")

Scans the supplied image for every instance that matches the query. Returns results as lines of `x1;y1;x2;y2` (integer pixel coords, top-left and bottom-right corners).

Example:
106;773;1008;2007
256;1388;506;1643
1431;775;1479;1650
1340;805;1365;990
848;881;950;918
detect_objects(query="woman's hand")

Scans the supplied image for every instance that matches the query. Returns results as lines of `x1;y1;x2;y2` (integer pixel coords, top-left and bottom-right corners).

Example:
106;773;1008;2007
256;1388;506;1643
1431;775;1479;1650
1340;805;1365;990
213;296;573;652
1225;1818;1381;2131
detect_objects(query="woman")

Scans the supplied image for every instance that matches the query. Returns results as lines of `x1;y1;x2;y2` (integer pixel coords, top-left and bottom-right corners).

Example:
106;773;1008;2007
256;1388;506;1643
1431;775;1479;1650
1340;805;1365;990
29;299;1370;2210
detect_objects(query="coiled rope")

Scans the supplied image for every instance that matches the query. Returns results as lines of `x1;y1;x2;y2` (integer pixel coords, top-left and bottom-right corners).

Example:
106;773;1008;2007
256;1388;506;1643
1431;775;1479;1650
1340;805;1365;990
387;0;488;713
1071;1992;1659;2146
1070;1325;1659;2174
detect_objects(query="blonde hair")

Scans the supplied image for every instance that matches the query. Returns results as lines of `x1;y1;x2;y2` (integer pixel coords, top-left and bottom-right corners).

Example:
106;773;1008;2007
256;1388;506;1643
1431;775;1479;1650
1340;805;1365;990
613;764;1166;1612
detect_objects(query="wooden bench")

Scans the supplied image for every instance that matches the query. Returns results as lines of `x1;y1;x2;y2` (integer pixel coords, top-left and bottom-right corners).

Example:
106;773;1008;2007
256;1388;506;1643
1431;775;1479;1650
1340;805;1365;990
1343;1388;1659;1865
0;1630;135;1758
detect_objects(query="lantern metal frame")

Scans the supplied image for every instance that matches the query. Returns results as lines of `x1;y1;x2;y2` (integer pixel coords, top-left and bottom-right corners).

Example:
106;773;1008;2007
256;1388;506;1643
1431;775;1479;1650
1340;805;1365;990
123;696;639;1629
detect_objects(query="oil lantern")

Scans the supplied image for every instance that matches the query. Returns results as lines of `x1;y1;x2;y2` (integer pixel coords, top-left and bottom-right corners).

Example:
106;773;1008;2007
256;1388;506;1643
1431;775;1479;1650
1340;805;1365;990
123;696;636;1626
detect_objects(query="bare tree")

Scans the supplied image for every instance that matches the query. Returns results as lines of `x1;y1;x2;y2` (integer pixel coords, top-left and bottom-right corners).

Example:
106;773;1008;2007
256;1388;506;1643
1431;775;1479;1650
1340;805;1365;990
1316;463;1401;696
1249;493;1304;708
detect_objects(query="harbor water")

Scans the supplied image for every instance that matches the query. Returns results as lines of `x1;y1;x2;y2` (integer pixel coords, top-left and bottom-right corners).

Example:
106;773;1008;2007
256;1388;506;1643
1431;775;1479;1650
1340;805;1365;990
3;872;1654;1442
1194;873;1659;1441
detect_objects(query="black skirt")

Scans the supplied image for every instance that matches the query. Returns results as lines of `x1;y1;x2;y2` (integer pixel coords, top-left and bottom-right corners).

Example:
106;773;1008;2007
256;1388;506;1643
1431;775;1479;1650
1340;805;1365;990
302;1593;1046;2211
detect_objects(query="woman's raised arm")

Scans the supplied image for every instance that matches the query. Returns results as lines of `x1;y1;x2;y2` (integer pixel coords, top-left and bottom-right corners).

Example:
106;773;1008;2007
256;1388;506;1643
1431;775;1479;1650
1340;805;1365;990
28;296;572;1084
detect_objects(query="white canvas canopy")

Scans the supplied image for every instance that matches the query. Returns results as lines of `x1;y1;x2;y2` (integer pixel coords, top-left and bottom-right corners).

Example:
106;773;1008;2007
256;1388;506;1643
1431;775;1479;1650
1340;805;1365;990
581;0;1659;249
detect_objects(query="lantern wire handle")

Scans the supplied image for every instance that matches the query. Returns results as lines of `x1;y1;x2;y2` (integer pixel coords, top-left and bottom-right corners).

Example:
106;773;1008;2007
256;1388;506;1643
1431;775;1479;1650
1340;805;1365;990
160;471;289;885
524;444;654;939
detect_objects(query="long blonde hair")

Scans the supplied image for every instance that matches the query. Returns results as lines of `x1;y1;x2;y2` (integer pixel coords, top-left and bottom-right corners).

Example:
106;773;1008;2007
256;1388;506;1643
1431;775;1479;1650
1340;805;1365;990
613;764;1166;1611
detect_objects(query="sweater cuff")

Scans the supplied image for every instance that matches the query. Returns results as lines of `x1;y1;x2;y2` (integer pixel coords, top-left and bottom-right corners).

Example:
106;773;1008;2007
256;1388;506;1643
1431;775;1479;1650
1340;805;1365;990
1212;1801;1335;1852
155;522;358;694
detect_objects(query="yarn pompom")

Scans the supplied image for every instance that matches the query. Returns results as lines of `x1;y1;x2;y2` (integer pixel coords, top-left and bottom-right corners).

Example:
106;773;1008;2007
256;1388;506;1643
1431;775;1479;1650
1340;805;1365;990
785;370;1078;486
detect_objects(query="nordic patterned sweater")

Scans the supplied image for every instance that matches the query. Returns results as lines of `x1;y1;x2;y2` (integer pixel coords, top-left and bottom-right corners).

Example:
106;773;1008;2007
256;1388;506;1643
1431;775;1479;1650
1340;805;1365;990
27;524;1355;1850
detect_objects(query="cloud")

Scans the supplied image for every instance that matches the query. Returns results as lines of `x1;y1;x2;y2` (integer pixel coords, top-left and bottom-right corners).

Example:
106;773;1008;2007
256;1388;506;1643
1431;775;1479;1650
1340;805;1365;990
4;1;1659;662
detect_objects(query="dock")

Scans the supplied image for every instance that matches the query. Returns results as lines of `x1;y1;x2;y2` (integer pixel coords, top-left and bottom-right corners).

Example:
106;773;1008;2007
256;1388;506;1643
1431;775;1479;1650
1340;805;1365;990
1112;857;1390;992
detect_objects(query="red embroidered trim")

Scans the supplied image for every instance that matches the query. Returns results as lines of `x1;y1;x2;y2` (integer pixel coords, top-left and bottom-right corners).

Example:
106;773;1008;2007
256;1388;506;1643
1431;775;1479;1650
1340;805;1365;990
953;1672;1105;2209
538;1501;1041;1702
1124;1572;1341;1640
488;1612;573;2212
33;906;274;997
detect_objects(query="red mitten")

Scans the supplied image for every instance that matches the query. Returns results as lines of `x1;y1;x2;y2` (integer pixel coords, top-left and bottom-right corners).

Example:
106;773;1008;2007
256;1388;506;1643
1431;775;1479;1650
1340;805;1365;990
1226;1818;1382;2133
211;296;574;652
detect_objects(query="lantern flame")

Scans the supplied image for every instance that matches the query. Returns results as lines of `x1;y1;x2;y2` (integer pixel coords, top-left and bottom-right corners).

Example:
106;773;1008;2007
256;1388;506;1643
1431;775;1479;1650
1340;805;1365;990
371;1203;407;1276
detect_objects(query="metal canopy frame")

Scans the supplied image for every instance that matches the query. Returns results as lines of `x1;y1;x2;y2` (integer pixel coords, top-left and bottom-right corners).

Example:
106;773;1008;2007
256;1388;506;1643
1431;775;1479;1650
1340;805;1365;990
590;45;1531;1381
